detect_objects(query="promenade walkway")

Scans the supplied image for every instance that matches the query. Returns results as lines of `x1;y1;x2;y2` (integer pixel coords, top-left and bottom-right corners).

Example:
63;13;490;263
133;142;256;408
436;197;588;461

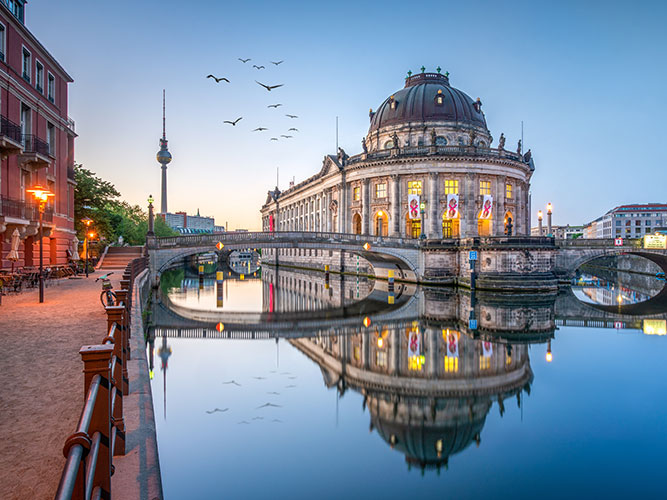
0;272;122;499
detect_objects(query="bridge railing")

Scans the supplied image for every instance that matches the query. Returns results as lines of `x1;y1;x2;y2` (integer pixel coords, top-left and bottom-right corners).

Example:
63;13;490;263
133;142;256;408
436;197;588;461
54;256;147;500
556;238;642;248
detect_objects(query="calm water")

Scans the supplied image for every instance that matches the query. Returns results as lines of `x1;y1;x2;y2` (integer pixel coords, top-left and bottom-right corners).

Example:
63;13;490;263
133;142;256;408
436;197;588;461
148;263;667;499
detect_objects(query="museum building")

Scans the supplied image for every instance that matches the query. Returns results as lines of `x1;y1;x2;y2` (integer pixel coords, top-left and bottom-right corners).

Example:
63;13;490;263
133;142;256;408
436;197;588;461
261;69;534;239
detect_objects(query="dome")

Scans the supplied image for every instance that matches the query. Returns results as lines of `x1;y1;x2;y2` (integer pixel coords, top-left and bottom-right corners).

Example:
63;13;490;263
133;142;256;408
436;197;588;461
369;72;487;133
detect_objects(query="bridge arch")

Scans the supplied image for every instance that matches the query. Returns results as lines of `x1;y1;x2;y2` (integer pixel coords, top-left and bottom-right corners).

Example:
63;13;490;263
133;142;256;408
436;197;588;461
556;246;667;278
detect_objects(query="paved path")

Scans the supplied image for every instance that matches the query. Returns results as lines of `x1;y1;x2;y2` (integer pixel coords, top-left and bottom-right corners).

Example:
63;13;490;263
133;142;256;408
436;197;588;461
0;271;123;500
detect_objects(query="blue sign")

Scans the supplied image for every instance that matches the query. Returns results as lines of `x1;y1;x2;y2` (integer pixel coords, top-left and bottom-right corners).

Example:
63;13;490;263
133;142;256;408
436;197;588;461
469;250;478;261
468;319;478;330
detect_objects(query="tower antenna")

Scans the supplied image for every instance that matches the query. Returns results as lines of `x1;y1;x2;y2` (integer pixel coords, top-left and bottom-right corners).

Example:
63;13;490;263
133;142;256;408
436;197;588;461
162;89;166;140
521;120;524;153
276;166;279;189
336;116;339;152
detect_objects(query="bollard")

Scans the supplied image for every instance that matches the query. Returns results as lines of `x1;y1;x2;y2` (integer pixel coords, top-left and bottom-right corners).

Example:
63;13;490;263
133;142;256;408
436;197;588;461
325;264;330;289
388;270;395;291
79;344;114;498
216;271;223;308
199;265;204;289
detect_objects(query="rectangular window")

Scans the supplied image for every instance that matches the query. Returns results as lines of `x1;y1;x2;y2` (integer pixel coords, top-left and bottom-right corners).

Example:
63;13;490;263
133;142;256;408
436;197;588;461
479;356;491;370
375;182;387;198
0;23;5;61
444;179;459;195
35;61;44;93
22;47;31;82
353;186;360;201
480;181;491;195
506;183;512;199
47;73;55;103
47;122;55;156
408;180;422;195
444;356;458;373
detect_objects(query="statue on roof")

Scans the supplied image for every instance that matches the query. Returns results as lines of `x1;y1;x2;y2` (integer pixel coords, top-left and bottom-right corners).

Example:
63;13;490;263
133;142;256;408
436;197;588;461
361;137;368;154
523;148;532;163
517;139;522;155
498;133;505;150
392;131;399;149
337;147;349;166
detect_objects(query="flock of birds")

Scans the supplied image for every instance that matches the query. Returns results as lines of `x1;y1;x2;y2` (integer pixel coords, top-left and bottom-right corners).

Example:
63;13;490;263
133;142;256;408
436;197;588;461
205;370;297;424
206;58;299;142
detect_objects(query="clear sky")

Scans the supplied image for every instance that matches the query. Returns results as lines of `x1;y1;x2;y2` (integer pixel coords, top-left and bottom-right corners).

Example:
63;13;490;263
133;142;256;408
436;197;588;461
28;0;667;230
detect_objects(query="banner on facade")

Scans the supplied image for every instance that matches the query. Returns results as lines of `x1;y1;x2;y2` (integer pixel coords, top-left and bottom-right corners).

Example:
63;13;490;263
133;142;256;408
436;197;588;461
446;330;459;358
482;341;493;357
269;214;274;232
446;194;459;219
408;328;420;358
408;195;420;219
480;195;493;219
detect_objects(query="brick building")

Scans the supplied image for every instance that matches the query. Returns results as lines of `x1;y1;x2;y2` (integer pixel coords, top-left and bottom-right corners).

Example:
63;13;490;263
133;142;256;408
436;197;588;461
0;0;76;270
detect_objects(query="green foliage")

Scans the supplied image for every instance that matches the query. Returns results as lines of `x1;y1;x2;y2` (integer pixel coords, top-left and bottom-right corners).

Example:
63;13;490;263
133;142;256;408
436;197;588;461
74;164;177;246
160;268;185;295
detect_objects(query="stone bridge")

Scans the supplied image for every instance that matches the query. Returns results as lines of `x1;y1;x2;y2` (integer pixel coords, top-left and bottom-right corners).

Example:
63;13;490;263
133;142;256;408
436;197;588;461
146;232;667;289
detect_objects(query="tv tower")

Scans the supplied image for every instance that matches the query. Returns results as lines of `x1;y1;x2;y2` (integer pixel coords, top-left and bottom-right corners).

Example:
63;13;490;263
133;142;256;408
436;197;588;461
156;89;172;214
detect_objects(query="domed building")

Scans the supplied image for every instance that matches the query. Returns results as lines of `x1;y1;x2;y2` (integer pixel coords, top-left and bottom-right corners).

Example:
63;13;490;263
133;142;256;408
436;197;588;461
261;68;534;239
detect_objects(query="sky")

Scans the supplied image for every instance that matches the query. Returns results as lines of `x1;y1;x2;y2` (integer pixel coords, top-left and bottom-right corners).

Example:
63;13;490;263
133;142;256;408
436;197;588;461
28;0;667;231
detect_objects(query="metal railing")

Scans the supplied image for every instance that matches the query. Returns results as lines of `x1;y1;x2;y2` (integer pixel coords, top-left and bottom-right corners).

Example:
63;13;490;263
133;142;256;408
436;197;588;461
0;115;23;144
55;256;147;500
0;195;53;222
346;144;524;165
22;134;50;157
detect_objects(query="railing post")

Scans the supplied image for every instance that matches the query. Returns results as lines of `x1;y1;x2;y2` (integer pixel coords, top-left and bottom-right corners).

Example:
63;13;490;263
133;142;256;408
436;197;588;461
79;344;113;498
104;308;126;457
106;305;128;397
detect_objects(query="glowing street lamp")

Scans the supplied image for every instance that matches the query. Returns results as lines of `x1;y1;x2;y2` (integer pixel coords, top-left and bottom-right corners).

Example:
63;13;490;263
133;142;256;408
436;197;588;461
420;201;426;240
547;203;553;237
26;185;54;303
546;339;553;363
81;216;94;278
147;195;155;236
537;210;543;236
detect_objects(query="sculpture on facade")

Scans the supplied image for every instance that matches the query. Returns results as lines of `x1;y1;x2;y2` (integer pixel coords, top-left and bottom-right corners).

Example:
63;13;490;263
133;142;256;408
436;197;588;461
517;139;522;155
361;137;368;154
431;128;437;146
498;133;505;150
469;129;476;146
523;149;532;163
391;131;399;149
337;147;349;166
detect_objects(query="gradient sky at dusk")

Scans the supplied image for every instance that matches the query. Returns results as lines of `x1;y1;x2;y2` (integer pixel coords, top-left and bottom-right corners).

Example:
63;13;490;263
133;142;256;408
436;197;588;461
28;0;667;230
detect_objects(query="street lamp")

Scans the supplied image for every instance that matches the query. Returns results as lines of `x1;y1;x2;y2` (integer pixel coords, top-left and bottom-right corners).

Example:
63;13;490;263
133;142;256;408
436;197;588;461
547;203;553;237
537;210;543;236
81;216;93;278
26;185;54;303
546;339;553;363
147;194;155;236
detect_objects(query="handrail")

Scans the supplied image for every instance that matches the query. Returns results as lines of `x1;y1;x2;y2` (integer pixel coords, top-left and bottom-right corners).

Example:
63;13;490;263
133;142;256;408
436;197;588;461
54;254;148;499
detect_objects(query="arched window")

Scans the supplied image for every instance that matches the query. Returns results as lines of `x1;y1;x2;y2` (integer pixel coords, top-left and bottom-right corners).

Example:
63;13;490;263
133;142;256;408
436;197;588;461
389;95;398;110
434;89;444;106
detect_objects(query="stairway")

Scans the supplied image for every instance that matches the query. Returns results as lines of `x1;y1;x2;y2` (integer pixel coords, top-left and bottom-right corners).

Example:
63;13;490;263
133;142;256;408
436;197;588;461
98;246;144;270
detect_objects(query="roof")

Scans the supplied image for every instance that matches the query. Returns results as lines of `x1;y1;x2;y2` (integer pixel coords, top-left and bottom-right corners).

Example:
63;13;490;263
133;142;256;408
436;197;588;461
611;203;667;213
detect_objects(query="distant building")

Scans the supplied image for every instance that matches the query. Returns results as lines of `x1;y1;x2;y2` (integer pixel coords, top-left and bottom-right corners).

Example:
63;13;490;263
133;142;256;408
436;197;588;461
531;224;584;239
582;203;667;239
162;209;223;233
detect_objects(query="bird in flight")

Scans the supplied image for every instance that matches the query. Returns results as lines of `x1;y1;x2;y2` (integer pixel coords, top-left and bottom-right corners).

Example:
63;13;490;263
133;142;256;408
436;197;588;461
267;103;282;108
252;417;264;421
253;127;268;132
253;65;265;70
272;419;283;423
223;117;243;126
280;135;293;139
253;376;267;380
270;137;279;141
285;114;298;119
238;58;251;63
256;402;282;409
205;407;229;414
206;75;229;83
237;420;250;425
256;81;284;91
223;380;241;386
288;128;299;132
285;384;297;388
267;391;280;395
271;60;284;65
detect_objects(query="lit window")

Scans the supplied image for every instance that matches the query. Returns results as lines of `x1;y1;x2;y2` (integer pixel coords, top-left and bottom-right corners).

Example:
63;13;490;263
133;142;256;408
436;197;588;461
376;183;387;198
47;73;55;103
389;95;397;110
444;356;458;373
444;179;459;194
506;183;512;199
353;186;360;201
479;356;491;370
408;180;422;195
376;351;387;367
480;181;491;195
435;89;444;106
22;48;31;82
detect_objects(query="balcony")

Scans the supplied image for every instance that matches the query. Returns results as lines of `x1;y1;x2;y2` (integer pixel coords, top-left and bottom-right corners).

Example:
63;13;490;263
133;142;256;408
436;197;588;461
18;134;51;169
0;115;23;156
0;195;54;236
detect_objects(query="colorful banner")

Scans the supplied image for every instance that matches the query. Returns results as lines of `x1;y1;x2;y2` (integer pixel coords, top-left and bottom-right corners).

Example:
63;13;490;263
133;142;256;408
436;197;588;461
408;329;420;358
408;194;420;219
482;341;493;357
480;195;493;219
446;330;459;358
446;194;459;219
269;214;275;232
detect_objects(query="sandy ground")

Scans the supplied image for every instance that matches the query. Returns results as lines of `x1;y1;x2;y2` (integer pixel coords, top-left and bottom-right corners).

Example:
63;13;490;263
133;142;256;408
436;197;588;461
0;270;123;500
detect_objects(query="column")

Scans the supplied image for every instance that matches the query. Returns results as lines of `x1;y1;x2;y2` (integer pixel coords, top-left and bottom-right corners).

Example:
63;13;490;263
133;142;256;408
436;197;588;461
428;172;439;238
494;177;505;236
390;175;400;237
339;176;347;233
361;178;370;235
462;173;477;237
326;190;332;232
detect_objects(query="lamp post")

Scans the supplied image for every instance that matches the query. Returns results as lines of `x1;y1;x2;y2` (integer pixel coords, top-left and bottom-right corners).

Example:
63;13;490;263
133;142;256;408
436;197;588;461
81;216;93;278
537;210;543;236
420;201;426;240
546;339;553;363
147;194;155;236
27;185;54;303
547;203;553;237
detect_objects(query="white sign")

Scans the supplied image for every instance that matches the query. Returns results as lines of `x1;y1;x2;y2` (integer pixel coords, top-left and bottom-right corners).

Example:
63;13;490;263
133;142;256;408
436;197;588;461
614;238;623;247
482;341;493;357
408;195;420;219
480;195;493;219
446;331;459;358
445;194;459;219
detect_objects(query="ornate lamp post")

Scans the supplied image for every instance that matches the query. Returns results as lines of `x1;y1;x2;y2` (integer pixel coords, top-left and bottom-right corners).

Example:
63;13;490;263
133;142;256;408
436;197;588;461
537;210;543;236
420;201;426;240
147;195;155;236
26;185;54;303
81;216;93;278
547;203;553;237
